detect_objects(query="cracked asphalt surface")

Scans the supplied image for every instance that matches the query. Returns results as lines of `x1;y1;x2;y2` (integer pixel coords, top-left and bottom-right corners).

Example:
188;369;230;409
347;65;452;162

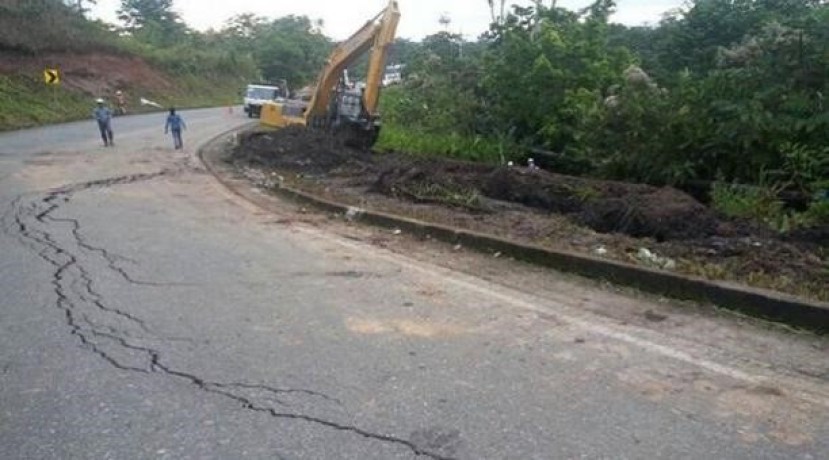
1;109;828;459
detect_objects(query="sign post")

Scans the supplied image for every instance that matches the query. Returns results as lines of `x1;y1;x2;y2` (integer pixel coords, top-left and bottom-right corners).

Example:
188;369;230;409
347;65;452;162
44;68;60;108
43;69;60;85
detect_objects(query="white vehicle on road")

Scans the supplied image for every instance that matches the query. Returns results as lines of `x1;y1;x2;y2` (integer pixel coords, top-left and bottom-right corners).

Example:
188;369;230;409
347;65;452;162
244;83;288;118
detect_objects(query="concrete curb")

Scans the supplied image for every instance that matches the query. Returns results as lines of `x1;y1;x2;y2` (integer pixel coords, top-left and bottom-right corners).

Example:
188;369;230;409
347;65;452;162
198;128;829;334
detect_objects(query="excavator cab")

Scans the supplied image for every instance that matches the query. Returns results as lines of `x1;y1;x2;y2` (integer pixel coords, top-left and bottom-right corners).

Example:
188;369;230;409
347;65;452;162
330;87;380;148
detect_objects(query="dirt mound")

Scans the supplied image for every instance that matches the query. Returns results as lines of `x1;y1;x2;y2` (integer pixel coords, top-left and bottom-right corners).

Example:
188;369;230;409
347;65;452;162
575;187;720;240
372;159;495;210
239;127;724;241
374;162;721;240
234;126;373;175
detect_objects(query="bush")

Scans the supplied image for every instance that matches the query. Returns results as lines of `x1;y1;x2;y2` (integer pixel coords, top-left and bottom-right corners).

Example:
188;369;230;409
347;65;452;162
711;182;784;222
0;0;120;54
711;180;829;232
802;199;829;227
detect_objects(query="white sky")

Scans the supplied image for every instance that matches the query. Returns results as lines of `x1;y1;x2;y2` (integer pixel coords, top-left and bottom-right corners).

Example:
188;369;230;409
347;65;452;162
90;0;684;40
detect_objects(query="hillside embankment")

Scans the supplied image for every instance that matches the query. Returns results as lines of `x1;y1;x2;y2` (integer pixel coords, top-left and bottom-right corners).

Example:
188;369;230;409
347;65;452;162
0;50;244;130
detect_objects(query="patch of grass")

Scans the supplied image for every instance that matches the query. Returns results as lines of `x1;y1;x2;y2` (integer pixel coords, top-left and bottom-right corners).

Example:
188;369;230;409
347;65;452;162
710;181;829;232
564;184;601;203
680;258;828;302
0;73;247;131
710;181;784;222
801;199;829;227
156;74;247;109
376;125;511;164
395;182;484;211
679;259;729;280
0;75;92;130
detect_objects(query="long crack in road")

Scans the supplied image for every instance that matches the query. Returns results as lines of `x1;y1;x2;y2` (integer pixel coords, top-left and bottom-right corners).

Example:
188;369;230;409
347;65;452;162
3;170;453;460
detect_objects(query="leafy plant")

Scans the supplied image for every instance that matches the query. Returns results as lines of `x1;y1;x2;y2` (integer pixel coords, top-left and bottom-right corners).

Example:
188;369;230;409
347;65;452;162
398;182;484;210
773;142;829;194
801;199;829;227
711;181;785;224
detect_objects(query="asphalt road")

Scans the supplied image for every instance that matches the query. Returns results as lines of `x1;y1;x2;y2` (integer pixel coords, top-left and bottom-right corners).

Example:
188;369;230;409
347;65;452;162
1;109;827;459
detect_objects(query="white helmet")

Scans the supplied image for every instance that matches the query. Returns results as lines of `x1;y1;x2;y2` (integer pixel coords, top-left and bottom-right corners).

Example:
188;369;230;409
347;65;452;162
96;98;105;104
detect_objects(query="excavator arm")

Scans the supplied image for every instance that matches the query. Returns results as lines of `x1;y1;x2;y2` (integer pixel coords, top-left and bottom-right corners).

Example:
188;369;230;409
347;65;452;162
362;1;400;119
305;1;399;124
261;1;400;147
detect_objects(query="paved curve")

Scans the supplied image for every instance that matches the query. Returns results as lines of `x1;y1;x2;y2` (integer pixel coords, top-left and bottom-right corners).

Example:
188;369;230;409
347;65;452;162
1;109;827;459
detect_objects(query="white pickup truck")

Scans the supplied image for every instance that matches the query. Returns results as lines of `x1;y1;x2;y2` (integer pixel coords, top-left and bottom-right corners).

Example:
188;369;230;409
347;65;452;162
243;83;288;118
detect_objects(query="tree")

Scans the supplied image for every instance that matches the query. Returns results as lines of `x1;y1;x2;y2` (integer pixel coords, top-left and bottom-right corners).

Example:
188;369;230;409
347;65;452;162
386;38;420;65
251;16;331;88
579;1;829;185
64;0;97;15
387;31;484;136
482;0;632;149
118;0;186;45
223;13;268;40
487;0;507;26
118;0;176;29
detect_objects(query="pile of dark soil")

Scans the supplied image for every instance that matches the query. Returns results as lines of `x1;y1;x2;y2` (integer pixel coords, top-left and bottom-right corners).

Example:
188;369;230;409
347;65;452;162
237;128;726;241
234;127;373;175
373;161;723;241
230;126;827;301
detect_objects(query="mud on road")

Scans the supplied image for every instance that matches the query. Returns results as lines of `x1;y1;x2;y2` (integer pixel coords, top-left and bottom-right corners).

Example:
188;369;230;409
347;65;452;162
229;126;828;302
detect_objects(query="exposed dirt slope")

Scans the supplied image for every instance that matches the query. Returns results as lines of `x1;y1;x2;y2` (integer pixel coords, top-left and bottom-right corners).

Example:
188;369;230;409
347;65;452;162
0;51;174;97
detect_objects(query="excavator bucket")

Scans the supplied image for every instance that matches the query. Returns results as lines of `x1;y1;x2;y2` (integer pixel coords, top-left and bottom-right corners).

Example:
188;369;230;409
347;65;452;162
329;120;379;150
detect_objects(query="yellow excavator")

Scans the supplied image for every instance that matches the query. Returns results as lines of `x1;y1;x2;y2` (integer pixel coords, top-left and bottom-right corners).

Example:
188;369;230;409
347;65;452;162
260;0;400;148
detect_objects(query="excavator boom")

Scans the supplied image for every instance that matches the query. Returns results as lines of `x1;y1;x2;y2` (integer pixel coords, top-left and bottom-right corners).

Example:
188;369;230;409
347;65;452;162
260;1;400;148
363;2;400;117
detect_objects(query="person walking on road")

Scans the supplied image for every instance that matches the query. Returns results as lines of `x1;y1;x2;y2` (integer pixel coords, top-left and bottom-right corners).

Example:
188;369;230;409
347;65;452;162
92;98;114;147
164;108;186;150
164;108;187;150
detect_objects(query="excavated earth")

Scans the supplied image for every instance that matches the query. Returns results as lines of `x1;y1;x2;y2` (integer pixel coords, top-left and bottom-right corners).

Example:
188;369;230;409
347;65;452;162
229;126;829;302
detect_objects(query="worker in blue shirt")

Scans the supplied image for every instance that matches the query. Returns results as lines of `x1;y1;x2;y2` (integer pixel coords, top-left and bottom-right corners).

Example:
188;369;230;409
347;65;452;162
164;108;187;149
92;98;114;147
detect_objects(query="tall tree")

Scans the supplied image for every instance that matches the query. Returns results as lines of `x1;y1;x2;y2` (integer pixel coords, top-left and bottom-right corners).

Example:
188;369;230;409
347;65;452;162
65;0;97;15
118;0;187;45
250;16;331;88
118;0;177;29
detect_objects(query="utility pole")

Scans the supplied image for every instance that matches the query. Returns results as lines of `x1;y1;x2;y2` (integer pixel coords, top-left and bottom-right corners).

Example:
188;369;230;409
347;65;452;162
438;13;451;32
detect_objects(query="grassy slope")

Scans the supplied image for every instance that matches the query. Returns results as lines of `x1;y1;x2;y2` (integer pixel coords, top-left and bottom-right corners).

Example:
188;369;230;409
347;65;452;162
0;73;247;131
0;75;92;129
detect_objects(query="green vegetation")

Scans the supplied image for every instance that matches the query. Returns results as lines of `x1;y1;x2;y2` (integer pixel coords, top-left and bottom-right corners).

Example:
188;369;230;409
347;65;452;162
376;125;504;163
377;87;508;162
712;180;829;232
0;0;332;129
393;181;484;211
0;0;120;54
0;75;92;129
710;181;788;228
379;0;829;227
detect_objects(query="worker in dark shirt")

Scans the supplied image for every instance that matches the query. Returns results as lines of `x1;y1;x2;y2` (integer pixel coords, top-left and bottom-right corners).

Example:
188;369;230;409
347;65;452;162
164;108;187;150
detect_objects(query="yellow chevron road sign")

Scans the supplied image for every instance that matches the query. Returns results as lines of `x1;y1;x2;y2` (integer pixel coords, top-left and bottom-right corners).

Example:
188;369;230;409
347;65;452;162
44;69;60;85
